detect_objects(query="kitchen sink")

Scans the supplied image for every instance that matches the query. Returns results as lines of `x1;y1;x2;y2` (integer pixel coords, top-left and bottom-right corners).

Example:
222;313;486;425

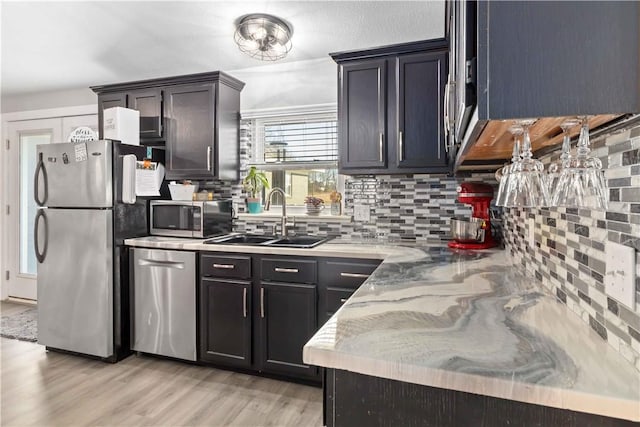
265;235;332;248
204;234;331;248
205;234;278;245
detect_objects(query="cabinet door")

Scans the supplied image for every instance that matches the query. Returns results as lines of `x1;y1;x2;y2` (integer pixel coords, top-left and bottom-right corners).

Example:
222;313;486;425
128;89;163;138
97;93;126;139
165;83;216;179
259;282;318;379
200;278;251;367
395;51;449;172
338;59;387;172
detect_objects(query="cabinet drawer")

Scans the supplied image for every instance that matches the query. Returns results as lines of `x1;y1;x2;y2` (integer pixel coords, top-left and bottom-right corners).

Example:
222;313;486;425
321;259;381;289
326;287;355;314
201;254;251;279
261;257;317;284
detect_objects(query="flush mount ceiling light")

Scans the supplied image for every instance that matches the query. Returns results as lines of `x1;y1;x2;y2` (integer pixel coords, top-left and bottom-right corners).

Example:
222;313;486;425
234;13;293;61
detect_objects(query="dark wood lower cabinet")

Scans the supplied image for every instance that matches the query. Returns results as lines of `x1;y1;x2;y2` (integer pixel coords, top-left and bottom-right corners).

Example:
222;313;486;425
259;281;318;379
325;369;636;427
199;278;251;368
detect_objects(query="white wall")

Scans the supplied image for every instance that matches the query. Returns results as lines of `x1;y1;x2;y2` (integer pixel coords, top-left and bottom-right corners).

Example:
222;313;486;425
1;88;97;114
230;57;337;111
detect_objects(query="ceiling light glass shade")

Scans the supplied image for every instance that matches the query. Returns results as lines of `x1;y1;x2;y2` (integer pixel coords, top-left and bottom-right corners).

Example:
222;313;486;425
234;14;293;61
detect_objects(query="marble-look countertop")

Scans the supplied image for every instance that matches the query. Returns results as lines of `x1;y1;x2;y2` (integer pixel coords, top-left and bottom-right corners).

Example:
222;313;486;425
124;235;400;259
303;247;640;422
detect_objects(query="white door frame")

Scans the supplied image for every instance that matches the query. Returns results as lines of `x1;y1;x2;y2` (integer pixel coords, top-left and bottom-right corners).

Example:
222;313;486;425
0;104;97;300
7;118;63;300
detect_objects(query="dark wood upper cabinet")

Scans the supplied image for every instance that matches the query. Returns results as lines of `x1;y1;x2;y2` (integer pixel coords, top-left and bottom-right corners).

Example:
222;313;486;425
91;71;244;180
339;59;387;171
332;39;450;175
128;89;163;139
97;92;126;139
396;51;448;171
447;0;640;170
164;84;216;178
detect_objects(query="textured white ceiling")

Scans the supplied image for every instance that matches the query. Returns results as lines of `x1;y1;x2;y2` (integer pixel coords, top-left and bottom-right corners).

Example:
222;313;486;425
0;1;445;96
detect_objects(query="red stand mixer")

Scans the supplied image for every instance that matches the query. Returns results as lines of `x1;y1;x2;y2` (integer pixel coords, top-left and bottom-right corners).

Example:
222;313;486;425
448;182;498;250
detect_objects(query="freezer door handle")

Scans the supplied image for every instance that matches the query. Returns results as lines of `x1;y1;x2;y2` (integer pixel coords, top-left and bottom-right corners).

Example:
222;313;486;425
34;152;48;207
137;259;186;269
34;209;48;263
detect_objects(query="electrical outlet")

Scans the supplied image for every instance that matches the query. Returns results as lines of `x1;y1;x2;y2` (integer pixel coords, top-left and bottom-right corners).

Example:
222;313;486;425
528;218;535;247
605;241;636;309
354;204;370;222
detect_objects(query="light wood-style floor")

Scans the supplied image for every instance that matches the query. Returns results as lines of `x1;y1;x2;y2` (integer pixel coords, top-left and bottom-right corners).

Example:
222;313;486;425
1;302;323;426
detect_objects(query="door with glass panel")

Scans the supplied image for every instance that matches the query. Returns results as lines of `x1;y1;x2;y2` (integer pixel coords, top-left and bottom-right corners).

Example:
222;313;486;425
7;119;62;300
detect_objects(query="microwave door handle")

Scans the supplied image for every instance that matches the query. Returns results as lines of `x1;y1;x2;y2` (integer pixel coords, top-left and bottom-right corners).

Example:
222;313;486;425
34;152;48;207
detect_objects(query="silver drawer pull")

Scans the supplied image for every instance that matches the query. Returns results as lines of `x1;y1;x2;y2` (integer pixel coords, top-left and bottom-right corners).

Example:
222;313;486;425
274;267;298;273
340;298;348;303
340;272;369;279
213;263;235;269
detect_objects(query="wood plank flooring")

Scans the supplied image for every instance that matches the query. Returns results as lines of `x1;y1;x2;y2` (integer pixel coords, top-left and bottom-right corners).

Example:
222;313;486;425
1;302;323;426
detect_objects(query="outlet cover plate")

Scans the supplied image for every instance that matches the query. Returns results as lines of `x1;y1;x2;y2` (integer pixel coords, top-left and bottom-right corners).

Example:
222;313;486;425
354;204;370;222
605;241;636;309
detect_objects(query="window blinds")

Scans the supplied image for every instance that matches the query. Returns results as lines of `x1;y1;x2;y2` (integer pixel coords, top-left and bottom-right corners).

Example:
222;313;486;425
255;116;338;166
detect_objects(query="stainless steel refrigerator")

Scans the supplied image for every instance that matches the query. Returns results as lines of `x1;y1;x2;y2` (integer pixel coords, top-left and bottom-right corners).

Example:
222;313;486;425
34;139;162;361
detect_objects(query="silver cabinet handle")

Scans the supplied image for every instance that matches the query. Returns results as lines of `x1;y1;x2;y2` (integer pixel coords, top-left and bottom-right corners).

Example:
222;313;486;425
340;272;370;279
274;267;298;273
213;263;235;269
207;146;212;171
138;259;185;269
340;298;348;303
260;288;265;318
243;287;247;318
378;132;384;162
398;131;404;162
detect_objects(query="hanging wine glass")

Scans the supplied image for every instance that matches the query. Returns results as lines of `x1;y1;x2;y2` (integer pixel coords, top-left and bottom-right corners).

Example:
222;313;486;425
552;116;608;209
547;118;580;196
504;119;550;207
496;124;523;207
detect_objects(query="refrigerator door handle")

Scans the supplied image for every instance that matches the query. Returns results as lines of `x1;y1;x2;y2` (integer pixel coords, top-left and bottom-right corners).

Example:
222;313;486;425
34;209;48;263
34;152;48;207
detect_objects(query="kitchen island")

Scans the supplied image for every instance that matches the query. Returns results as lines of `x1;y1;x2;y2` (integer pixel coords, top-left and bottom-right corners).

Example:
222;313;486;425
302;247;640;426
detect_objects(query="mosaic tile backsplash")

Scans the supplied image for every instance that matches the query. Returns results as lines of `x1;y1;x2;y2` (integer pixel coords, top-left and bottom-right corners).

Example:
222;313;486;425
503;121;640;372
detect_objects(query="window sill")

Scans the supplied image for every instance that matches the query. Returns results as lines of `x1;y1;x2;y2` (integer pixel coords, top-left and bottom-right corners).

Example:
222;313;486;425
237;213;352;223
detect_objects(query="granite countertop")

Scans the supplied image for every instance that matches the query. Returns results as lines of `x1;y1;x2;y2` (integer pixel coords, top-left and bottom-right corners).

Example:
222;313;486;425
303;247;640;422
125;236;640;421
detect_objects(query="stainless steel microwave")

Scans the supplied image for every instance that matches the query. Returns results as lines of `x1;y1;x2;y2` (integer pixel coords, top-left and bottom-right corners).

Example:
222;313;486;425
150;200;233;238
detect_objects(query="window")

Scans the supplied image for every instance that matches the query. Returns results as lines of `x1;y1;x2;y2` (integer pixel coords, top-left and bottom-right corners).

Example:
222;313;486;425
252;112;340;208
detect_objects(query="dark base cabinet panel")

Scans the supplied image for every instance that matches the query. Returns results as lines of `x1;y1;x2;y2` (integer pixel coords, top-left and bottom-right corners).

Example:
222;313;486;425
199;278;251;368
259;282;318;380
325;369;636;427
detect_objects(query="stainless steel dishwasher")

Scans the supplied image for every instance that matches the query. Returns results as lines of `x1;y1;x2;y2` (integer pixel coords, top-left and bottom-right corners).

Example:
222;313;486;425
132;248;196;361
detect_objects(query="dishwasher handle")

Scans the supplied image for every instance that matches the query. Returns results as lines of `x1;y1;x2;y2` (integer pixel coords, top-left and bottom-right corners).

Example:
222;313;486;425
138;259;186;269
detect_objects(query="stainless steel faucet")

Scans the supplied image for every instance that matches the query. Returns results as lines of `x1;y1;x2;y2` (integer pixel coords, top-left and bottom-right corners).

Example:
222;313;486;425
264;187;293;237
